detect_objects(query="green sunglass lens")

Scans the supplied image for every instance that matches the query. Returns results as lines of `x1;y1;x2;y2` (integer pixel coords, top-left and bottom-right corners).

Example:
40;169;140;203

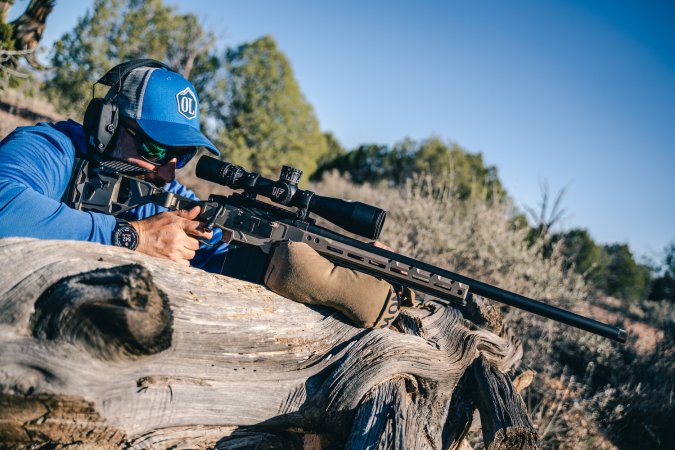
141;141;168;163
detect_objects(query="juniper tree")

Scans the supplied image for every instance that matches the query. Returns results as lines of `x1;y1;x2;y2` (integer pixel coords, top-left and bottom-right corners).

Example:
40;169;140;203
219;35;327;178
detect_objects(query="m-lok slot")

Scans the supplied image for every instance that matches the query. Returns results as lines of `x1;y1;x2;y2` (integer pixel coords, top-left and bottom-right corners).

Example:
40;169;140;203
412;274;430;283
390;267;409;276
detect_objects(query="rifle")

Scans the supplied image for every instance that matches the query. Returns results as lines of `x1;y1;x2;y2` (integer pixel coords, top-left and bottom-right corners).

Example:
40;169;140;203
72;156;628;343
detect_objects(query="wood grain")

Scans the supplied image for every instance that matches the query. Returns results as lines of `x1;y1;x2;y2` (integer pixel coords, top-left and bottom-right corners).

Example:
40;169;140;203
0;237;534;449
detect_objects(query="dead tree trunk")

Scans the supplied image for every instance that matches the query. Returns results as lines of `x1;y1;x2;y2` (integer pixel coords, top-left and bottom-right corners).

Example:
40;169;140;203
0;237;538;449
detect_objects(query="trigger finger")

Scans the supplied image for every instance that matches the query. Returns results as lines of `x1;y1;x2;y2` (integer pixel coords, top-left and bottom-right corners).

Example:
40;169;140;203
184;220;213;240
196;223;214;240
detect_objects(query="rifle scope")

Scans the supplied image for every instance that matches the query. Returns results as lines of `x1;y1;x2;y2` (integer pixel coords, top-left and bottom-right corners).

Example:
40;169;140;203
196;156;387;240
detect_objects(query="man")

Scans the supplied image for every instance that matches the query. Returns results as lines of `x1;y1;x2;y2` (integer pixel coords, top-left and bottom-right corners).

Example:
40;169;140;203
0;59;400;328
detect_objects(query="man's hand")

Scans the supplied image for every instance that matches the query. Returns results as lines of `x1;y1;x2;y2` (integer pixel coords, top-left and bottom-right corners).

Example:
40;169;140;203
130;206;212;266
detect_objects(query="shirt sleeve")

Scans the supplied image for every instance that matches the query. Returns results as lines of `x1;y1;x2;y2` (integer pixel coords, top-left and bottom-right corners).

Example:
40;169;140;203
0;124;116;244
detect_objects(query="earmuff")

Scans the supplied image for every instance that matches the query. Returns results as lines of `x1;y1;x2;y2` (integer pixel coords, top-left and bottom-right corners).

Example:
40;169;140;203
83;58;171;156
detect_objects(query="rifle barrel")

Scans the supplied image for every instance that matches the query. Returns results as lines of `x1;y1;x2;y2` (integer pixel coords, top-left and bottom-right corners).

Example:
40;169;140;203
308;222;628;343
456;275;627;343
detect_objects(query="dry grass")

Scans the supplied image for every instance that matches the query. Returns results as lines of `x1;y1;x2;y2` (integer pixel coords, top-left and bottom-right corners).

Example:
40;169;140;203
1;79;65;117
312;171;588;306
1;88;66;140
310;171;674;450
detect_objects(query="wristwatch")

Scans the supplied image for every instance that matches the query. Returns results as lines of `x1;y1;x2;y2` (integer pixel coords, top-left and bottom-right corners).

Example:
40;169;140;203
111;219;139;250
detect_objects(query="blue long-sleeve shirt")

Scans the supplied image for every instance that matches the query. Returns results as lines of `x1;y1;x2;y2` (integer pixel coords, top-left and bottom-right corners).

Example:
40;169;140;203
0;120;228;272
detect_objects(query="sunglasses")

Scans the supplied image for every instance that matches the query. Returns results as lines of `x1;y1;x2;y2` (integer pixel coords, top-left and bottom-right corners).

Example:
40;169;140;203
125;126;197;169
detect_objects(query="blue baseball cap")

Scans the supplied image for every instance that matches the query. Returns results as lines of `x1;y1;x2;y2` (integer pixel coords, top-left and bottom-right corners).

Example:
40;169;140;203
115;67;220;156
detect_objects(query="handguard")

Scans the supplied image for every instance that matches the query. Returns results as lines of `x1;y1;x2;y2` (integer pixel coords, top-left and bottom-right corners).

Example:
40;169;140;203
264;241;401;329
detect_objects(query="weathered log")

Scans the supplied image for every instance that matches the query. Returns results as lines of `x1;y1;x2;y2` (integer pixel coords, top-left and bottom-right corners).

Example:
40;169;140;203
462;294;504;335
0;237;530;449
471;356;538;450
345;377;407;449
443;294;534;450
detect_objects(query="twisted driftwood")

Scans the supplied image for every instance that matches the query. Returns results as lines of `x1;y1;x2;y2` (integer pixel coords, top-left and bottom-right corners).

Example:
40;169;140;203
0;237;537;449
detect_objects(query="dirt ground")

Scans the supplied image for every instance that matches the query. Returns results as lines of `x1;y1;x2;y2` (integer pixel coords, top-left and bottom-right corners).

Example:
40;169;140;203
0;109;34;138
0;91;65;139
591;296;664;353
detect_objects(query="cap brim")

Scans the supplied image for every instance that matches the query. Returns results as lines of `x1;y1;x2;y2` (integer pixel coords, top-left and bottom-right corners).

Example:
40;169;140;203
136;118;220;156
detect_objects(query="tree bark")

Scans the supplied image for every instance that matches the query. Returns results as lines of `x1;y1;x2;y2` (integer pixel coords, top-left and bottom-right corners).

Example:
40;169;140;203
0;237;533;449
471;356;538;450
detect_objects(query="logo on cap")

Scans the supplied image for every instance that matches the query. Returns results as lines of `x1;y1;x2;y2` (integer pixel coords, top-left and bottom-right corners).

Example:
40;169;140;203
176;87;198;120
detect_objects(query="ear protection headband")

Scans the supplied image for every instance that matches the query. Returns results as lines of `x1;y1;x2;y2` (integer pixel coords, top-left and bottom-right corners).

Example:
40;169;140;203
83;58;171;155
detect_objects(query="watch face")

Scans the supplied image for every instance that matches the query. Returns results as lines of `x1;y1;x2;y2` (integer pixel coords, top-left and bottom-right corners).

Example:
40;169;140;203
112;223;139;250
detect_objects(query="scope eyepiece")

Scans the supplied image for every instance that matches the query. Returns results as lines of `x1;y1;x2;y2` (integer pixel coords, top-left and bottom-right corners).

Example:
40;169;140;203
195;156;387;240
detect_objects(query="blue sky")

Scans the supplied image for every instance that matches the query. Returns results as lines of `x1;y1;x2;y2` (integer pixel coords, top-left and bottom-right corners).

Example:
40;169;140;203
9;0;675;262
